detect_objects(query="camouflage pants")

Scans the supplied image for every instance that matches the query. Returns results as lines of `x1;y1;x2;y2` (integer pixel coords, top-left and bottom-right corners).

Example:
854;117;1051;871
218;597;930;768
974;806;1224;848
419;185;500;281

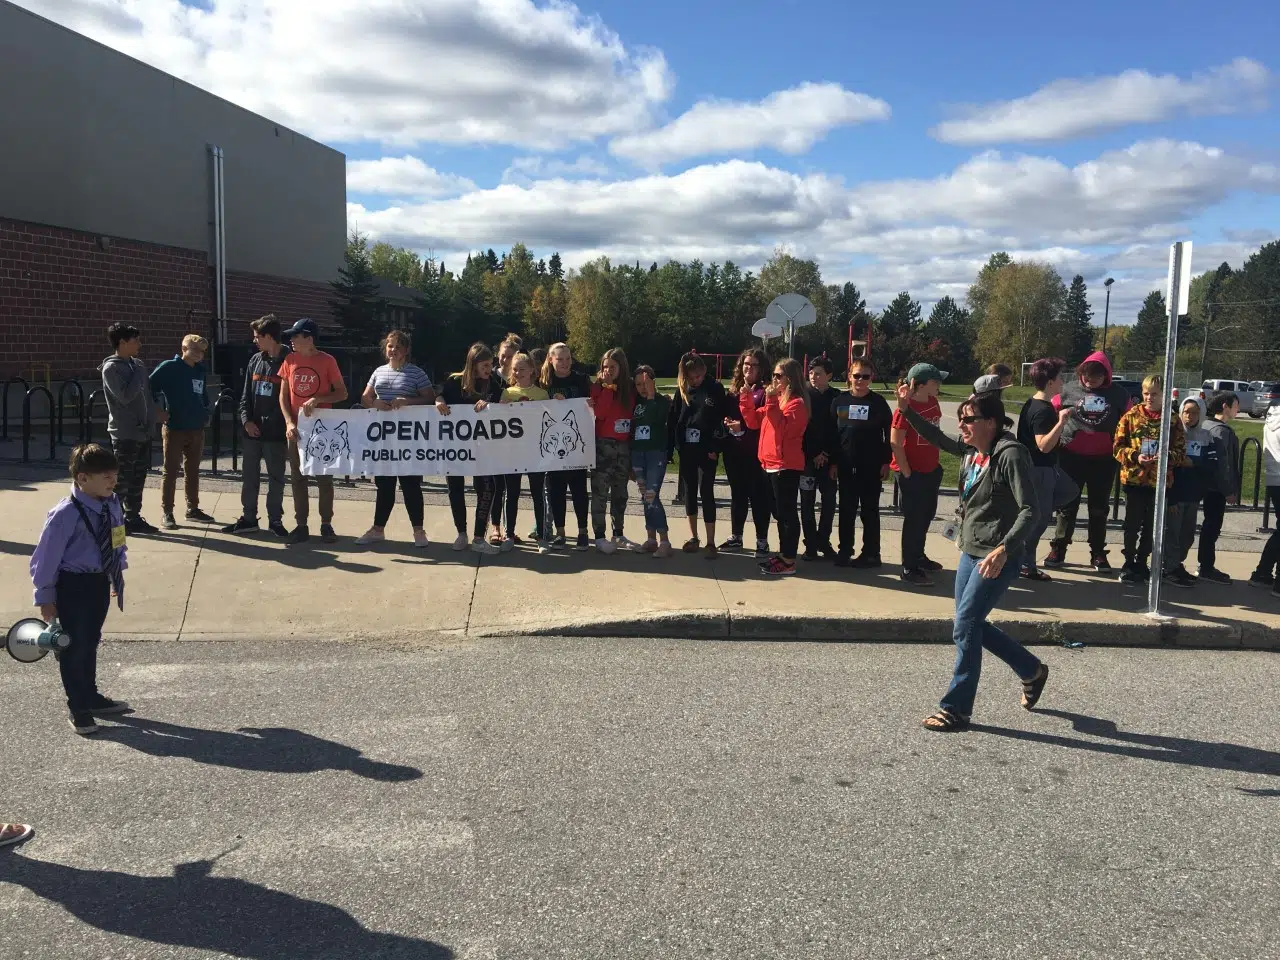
591;438;631;538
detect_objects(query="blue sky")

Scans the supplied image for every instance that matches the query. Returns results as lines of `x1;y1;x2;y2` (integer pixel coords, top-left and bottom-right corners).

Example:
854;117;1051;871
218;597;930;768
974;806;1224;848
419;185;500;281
20;0;1280;321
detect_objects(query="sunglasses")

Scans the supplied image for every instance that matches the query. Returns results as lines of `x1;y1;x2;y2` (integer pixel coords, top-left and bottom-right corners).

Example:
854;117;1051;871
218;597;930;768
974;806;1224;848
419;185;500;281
850;373;872;381
771;372;785;380
958;414;987;425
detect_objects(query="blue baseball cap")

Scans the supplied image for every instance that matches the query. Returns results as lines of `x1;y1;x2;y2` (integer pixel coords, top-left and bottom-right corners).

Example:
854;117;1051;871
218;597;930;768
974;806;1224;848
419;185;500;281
283;318;320;341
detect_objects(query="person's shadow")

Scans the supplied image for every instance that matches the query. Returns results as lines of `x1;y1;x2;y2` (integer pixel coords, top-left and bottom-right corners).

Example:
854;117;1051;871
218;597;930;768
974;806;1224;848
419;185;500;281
0;850;454;958
105;715;422;782
973;709;1280;784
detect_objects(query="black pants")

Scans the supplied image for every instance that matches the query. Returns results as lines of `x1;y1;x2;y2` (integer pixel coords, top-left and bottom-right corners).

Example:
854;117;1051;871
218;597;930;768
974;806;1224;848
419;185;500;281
679;449;718;525
547;469;589;532
504;473;547;537
723;444;771;540
1053;450;1117;556
373;475;424;528
489;481;505;532
838;466;883;559
1122;484;1156;566
1256;486;1280;579
800;465;837;551
110;437;151;519
446;475;497;538
55;572;110;713
769;470;802;559
1197;490;1227;570
898;467;941;572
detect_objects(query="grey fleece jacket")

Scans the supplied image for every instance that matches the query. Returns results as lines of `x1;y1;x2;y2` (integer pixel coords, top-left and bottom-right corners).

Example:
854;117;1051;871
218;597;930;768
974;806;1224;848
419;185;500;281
1203;417;1241;496
100;354;154;441
902;408;1038;559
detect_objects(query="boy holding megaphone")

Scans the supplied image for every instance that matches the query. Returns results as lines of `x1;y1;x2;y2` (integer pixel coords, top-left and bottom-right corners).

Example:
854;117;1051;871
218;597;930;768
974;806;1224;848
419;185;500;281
28;444;132;735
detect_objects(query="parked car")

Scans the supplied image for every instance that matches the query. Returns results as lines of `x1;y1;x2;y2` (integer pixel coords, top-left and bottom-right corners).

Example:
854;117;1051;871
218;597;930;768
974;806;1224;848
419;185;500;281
1202;379;1256;408
1112;377;1143;402
1252;381;1280;418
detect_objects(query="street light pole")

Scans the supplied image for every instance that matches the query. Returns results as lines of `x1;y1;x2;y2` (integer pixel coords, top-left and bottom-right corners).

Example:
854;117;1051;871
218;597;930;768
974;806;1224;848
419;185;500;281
1102;277;1114;357
1200;301;1213;381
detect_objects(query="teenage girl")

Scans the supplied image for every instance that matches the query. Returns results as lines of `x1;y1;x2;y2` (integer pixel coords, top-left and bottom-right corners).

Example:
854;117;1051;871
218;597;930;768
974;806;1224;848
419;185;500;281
721;348;773;557
630;365;674;557
499;352;549;549
590;348;636;553
437;342;504;555
488;333;524;542
672;352;726;557
541;342;593;551
742;357;809;576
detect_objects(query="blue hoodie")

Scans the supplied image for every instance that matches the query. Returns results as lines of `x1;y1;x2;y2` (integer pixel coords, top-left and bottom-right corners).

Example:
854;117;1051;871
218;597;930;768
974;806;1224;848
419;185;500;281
149;356;211;431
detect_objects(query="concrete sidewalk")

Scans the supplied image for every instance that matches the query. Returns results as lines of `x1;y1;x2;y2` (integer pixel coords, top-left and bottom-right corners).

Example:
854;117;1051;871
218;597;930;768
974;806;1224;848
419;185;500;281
2;474;1278;649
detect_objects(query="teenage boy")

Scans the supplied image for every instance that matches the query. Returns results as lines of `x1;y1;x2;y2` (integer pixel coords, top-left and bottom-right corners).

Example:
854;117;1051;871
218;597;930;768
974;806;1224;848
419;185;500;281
1112;375;1186;584
1200;393;1241;582
149;334;213;530
1048;351;1132;571
800;357;840;560
1164;396;1213;588
278;318;348;544
223;316;291;537
892;363;946;586
100;323;163;534
29;444;132;735
832;357;893;568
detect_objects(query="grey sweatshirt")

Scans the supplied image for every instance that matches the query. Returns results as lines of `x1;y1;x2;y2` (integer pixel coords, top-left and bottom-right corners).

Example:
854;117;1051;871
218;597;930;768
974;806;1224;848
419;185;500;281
1203;417;1240;496
100;354;154;441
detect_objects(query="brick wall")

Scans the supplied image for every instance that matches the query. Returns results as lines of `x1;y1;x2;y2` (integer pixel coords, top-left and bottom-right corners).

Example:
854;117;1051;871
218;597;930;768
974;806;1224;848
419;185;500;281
226;269;337;339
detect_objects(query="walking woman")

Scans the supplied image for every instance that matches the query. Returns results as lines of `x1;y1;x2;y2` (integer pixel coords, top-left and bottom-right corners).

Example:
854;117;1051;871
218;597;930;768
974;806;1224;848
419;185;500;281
356;330;436;548
672;353;726;557
741;357;809;576
590;348;636;553
437;342;504;555
499;352;549;549
630;365;675;557
894;383;1049;731
541;343;593;551
721;348;773;557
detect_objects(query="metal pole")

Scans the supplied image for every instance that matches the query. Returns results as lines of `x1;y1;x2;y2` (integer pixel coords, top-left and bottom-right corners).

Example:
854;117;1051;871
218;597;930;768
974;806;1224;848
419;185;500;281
1148;241;1187;617
1102;286;1111;356
1199;302;1212;382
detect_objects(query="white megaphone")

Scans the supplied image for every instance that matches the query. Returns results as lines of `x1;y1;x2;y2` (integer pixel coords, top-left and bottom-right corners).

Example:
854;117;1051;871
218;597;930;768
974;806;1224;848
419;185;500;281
5;618;70;663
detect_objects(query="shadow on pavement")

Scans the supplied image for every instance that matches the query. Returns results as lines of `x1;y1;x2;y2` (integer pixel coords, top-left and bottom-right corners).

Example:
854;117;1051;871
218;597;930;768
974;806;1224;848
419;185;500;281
973;708;1279;780
156;529;382;574
0;851;454;958
104;715;423;782
0;537;33;556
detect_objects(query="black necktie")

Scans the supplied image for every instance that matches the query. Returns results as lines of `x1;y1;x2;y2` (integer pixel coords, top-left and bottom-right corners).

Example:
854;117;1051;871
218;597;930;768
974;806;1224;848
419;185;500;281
96;505;125;610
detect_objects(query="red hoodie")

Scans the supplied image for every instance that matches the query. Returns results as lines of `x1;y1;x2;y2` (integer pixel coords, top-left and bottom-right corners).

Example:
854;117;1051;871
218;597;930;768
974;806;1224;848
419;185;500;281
1052;349;1133;458
741;391;809;471
590;381;636;441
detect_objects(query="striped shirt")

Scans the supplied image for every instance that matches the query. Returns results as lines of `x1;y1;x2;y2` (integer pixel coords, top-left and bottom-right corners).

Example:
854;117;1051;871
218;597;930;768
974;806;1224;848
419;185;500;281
367;363;432;402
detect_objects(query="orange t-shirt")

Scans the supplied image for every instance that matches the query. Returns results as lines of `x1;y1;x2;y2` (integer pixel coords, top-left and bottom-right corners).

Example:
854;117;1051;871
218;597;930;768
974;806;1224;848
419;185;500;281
279;350;344;419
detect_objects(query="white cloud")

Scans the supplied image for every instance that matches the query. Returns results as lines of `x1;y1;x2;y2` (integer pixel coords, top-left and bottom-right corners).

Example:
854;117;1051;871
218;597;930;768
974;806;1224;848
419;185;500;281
502;155;613;184
347;156;475;199
16;0;674;149
932;58;1271;145
610;82;890;167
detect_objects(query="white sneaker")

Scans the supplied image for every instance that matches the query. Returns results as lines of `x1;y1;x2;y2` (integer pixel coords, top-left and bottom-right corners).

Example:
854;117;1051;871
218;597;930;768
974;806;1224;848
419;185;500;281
413;530;429;549
615;536;638;552
595;537;617;554
471;537;501;556
500;536;516;552
452;533;469;552
355;527;385;545
655;541;673;558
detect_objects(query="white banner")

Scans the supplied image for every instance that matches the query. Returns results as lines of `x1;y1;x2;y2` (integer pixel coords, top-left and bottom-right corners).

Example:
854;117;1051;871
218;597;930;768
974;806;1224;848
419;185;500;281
297;399;596;477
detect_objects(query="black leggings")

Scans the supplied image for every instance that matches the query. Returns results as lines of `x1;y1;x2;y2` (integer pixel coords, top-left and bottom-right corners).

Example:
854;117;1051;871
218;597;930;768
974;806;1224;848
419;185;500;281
504;473;547;537
547;469;589;532
446;475;497;538
373;475;424;528
724;444;771;540
769;470;802;559
679;448;718;525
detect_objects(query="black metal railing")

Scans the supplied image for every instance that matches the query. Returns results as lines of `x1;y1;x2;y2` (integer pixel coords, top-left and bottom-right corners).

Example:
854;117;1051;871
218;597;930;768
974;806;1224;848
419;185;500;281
2;376;30;442
56;379;86;446
209;389;238;474
22;386;56;463
84;389;108;444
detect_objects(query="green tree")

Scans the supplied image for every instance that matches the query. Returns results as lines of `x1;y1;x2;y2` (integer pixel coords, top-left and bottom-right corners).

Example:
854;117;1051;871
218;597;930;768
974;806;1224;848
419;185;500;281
565;257;621;360
975;261;1069;368
921;296;976;378
368;241;423;289
875;291;923;379
329;232;387;351
965;251;1013;331
1126;290;1168;370
1062;275;1094;361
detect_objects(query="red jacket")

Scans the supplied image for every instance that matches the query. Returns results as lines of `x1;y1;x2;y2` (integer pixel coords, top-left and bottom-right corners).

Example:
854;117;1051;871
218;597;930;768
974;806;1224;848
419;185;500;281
590;382;636;441
741;391;808;471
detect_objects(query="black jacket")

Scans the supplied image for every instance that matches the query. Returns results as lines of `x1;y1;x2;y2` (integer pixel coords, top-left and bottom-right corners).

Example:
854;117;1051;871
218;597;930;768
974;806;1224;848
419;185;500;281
803;385;840;465
239;346;291;442
542;369;593;401
440;373;504;406
833;391;893;470
672;378;728;452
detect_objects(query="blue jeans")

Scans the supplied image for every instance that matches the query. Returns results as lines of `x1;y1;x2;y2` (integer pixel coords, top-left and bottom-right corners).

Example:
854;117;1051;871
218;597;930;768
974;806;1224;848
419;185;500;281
631;449;669;535
942;550;1041;717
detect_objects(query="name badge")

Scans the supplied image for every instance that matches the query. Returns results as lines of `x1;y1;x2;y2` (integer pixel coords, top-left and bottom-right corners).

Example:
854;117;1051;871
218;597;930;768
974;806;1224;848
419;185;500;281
635;425;651;441
1187;440;1203;457
192;379;205;395
614;419;632;434
255;381;274;397
847;405;869;421
798;475;817;492
1082;395;1106;414
1140;438;1158;457
111;525;127;549
685;428;701;444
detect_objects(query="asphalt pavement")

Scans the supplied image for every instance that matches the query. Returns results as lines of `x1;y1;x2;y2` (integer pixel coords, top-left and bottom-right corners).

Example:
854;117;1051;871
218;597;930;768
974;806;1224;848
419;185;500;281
2;637;1276;959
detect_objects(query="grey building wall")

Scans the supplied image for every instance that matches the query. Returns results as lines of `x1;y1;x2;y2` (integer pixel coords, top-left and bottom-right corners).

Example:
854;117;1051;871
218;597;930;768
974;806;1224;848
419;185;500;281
0;1;345;284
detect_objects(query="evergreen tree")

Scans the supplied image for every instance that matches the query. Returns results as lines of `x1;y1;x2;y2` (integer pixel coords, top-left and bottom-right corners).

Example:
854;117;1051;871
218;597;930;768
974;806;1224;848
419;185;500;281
1126;291;1168;369
875;291;924;379
922;296;976;378
329;232;387;351
548;253;564;284
1062;274;1095;361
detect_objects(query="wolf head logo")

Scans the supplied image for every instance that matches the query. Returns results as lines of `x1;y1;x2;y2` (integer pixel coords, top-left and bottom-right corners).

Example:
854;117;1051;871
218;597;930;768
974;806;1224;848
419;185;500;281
540;410;585;461
304;420;350;467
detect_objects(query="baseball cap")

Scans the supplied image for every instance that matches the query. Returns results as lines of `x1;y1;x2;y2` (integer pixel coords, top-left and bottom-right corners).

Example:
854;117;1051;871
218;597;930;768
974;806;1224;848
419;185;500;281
906;362;948;385
973;374;1007;394
283;318;320;341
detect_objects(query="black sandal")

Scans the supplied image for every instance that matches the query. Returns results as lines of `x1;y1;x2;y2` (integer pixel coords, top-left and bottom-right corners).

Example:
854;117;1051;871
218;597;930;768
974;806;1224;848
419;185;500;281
1020;568;1052;582
922;709;970;732
1021;663;1049;709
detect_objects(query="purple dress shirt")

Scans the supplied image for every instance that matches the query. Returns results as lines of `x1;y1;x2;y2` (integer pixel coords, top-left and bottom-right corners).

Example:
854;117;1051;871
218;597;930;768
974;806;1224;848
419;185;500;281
30;486;129;605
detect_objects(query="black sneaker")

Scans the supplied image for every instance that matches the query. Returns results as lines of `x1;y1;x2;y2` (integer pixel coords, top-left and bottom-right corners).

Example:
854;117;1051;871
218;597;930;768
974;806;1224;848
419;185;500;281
834;553;852;568
268;521;289;538
851;554;883;569
69;712;100;736
1043;542;1066;568
1248;571;1275;589
320;524;338;543
802;548;820;562
900;568;934;587
1118;564;1141;584
551;534;567;547
1197;567;1231;584
186;508;216;524
1091;553;1112;572
817;544;838;561
1137;562;1152;582
1163;568;1195;588
919;557;943;572
161;513;179;530
88;695;131;715
718;535;744;551
575;532;590;552
126;516;158;535
222;517;259;535
287;524;310;544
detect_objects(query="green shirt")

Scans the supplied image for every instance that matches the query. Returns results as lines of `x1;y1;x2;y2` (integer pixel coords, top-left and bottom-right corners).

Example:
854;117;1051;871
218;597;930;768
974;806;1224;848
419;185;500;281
630;393;672;451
